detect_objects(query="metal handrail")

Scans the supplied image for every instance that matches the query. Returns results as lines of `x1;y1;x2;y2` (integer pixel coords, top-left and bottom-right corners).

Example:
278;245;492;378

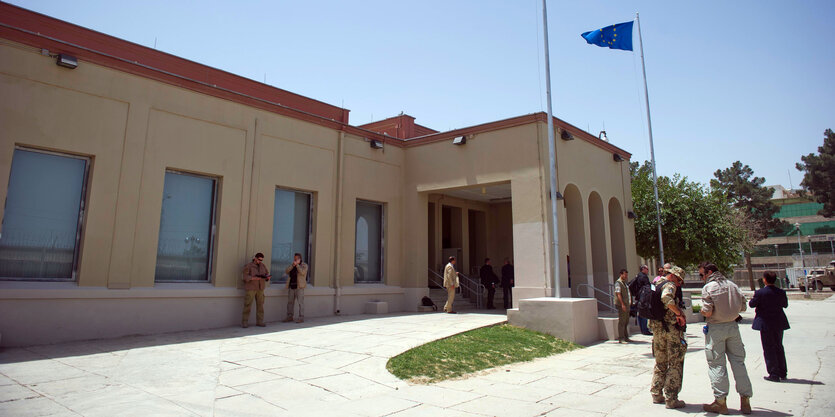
575;283;617;313
428;268;483;309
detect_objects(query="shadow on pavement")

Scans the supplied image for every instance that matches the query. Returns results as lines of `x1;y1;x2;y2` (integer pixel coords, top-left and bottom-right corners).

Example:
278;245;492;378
781;378;824;385
0;310;507;363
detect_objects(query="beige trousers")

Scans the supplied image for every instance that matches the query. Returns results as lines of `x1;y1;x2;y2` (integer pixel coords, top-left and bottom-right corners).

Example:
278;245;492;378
444;286;456;312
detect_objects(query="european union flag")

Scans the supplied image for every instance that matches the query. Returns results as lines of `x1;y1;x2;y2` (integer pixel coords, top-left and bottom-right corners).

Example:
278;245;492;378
581;21;634;51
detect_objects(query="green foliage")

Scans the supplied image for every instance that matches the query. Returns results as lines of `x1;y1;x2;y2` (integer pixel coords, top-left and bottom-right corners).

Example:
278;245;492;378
711;161;785;241
692;304;702;313
630;161;744;272
796;129;835;217
386;324;581;383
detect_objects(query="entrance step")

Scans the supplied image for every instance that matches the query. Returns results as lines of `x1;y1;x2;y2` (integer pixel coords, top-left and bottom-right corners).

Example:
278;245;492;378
596;311;643;340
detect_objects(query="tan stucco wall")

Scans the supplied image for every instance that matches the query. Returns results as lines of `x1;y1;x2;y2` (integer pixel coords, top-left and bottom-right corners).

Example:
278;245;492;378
0;41;410;345
0;38;638;346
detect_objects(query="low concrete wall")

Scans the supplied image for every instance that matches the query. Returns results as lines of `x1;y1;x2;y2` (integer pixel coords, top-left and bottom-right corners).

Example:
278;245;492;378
0;282;419;347
507;297;599;346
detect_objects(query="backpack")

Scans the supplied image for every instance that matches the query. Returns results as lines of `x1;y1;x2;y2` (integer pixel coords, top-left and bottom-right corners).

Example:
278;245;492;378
637;282;667;321
421;296;438;311
627;277;641;297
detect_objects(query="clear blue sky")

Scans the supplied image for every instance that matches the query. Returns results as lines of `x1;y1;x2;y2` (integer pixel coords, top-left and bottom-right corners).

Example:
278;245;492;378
10;0;834;188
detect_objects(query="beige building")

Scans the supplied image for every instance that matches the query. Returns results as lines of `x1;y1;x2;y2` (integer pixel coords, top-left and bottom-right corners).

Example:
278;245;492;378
0;4;637;346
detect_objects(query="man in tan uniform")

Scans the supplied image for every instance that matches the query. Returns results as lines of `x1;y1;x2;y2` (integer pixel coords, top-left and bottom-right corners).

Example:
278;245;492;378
649;266;687;409
284;253;309;323
443;256;460;314
242;253;271;328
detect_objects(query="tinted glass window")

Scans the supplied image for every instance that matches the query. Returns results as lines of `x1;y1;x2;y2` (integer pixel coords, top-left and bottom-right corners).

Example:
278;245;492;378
0;149;87;280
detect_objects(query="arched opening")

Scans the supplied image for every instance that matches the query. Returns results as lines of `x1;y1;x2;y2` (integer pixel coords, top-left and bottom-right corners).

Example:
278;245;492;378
609;198;627;274
563;184;587;290
588;192;609;303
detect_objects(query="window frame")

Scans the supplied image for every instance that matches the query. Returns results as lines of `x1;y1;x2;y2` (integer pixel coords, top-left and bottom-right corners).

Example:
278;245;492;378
0;146;90;282
154;169;218;283
272;187;315;284
354;199;385;284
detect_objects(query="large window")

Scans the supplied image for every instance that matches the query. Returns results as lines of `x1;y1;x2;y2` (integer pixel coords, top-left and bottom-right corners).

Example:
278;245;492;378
0;148;89;280
272;188;312;283
155;171;217;282
355;200;383;283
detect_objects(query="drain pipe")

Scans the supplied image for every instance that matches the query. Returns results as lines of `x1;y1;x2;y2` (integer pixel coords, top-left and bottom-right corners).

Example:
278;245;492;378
332;130;345;315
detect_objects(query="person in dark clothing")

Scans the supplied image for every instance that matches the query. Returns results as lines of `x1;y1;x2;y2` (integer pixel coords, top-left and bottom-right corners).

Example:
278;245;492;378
501;258;514;309
480;258;499;309
629;265;652;335
749;271;790;382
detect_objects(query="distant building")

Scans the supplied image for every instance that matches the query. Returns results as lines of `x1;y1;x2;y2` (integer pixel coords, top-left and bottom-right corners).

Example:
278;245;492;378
737;187;835;285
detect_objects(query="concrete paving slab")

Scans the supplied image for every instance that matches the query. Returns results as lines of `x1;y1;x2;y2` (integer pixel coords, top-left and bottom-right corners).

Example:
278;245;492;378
388;384;484;408
451;395;557;416
0;298;832;416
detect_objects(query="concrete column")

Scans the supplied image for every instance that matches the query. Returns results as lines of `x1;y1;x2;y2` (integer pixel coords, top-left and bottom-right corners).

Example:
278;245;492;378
510;176;551;302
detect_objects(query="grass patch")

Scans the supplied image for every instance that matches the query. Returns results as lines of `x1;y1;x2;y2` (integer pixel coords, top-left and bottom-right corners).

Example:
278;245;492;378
386;324;581;383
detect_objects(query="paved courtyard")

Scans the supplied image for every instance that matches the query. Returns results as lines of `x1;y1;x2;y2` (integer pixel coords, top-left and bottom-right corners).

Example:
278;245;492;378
1;295;833;417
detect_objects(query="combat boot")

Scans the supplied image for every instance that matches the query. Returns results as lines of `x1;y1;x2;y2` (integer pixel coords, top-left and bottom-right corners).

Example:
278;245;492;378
652;394;665;404
740;396;751;415
703;398;728;414
665;399;685;409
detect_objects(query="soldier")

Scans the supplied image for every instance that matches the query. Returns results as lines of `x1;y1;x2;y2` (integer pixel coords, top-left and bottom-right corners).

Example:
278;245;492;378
242;252;271;328
649;266;687;409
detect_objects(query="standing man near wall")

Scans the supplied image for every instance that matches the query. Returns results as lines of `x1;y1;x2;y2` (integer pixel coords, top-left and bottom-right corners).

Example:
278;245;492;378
614;269;632;343
630;265;652;335
242;253;271;328
480;258;499;309
501;258;514;309
444;256;460;314
750;271;789;382
284;253;308;323
699;262;753;415
649;266;687;409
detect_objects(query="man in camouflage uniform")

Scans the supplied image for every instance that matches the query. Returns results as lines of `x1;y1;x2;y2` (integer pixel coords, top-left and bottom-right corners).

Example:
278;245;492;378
650;266;688;409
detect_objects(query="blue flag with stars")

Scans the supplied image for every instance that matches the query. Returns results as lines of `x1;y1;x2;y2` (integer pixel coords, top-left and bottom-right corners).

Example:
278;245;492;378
581;21;633;51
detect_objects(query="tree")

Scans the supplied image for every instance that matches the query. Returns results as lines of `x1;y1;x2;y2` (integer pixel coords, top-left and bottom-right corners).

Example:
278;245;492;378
796;129;835;217
631;161;744;273
711;161;785;289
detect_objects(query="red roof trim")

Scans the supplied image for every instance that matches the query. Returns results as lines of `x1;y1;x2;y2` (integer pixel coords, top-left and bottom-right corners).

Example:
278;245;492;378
0;3;632;157
402;112;631;158
0;2;348;123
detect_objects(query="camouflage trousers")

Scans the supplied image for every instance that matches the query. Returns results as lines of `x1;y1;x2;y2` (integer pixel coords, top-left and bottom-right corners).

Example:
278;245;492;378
649;320;686;400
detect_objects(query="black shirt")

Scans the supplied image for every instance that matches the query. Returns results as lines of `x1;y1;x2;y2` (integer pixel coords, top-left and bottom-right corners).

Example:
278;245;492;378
288;266;298;289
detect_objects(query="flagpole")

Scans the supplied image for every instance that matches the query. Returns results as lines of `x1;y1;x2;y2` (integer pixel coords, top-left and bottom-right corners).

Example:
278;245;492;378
542;0;561;297
636;12;665;266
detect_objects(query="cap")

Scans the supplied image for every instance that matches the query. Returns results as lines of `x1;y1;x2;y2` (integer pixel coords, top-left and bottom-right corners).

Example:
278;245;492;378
668;266;685;280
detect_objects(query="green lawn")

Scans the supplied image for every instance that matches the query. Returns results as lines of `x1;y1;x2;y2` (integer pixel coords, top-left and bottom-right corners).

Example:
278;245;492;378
386;324;581;383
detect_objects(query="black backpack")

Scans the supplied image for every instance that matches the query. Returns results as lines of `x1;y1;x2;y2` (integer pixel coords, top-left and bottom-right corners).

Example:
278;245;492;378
637;283;666;321
421;296;438;311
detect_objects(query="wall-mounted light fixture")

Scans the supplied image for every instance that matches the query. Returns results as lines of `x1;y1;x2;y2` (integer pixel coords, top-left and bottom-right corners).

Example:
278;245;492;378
452;135;466;145
369;140;384;149
613;153;624;162
56;54;78;69
598;130;608;142
560;130;574;141
627;211;637;219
